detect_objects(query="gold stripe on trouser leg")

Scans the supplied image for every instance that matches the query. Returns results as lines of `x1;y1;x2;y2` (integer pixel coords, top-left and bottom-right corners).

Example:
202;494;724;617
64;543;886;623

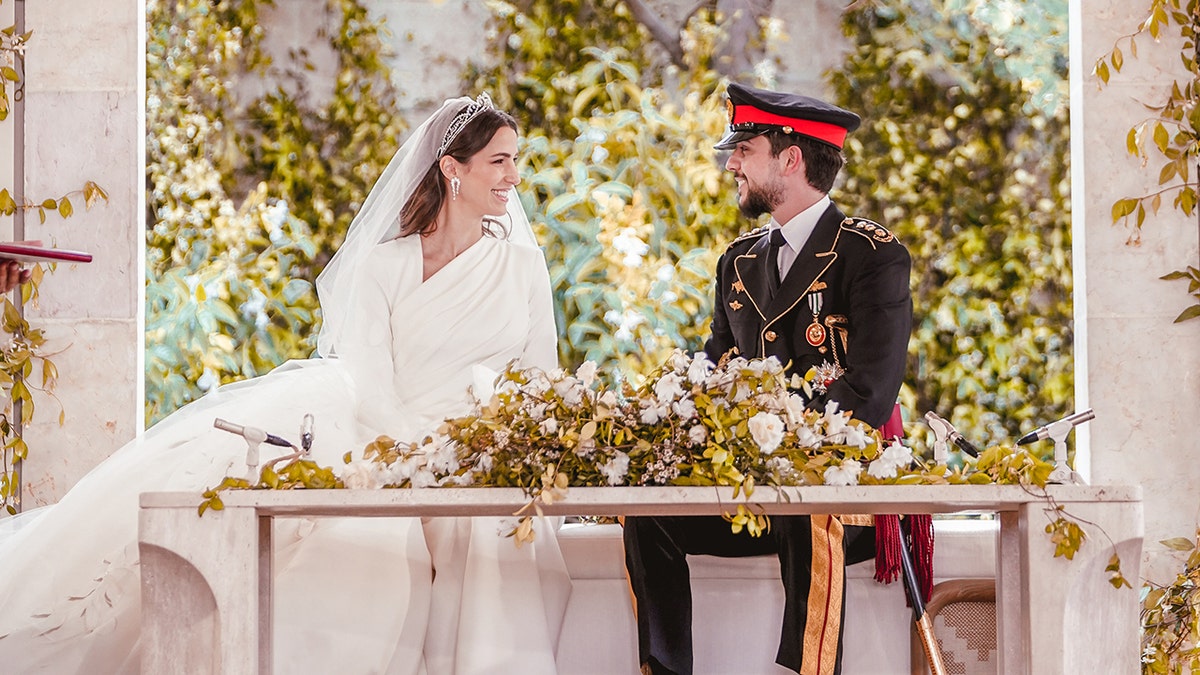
800;514;845;675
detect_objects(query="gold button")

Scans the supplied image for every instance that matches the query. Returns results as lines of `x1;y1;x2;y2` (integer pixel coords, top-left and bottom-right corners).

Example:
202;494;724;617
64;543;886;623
764;330;777;342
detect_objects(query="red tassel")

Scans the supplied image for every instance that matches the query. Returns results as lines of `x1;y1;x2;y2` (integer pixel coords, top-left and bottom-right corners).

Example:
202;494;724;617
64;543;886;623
908;513;935;603
874;514;902;585
873;513;937;606
872;405;936;602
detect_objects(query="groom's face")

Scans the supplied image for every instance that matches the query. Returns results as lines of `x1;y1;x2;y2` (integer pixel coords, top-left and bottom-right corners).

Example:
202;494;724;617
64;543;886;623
724;135;784;219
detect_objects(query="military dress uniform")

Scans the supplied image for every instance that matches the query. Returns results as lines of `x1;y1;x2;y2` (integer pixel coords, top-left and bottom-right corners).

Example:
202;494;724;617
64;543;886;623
705;205;912;428
623;83;914;675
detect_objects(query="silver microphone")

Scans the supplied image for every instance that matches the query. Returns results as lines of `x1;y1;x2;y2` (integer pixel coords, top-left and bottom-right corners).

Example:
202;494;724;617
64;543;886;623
213;418;294;448
300;414;314;453
1016;408;1095;445
923;411;980;457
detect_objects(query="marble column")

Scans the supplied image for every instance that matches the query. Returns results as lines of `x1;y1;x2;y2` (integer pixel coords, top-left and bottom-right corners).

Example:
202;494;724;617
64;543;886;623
1071;0;1200;583
15;0;141;505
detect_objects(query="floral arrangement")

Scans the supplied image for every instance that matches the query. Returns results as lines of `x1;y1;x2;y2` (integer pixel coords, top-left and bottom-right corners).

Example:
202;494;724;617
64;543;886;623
199;350;1126;586
334;351;961;540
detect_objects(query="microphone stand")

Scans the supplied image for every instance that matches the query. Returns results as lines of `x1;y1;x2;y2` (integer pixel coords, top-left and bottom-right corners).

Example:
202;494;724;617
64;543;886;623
1045;419;1086;485
213;418;300;481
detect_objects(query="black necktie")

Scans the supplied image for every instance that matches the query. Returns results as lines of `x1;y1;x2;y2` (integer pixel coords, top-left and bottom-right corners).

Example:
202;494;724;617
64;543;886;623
766;228;786;297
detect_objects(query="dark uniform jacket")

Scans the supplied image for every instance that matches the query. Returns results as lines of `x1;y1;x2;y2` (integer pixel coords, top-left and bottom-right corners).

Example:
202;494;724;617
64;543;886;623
703;202;912;428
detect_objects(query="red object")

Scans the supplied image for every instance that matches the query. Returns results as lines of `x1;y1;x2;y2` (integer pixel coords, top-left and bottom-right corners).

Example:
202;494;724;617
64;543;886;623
0;242;92;264
731;104;851;149
872;403;934;603
878;403;904;441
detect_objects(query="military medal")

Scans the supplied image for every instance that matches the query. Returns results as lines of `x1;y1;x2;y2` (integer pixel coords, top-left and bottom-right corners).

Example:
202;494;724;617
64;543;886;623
805;293;826;346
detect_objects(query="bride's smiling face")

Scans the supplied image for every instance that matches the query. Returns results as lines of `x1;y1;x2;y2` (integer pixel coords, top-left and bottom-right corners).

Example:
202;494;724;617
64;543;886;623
456;126;520;217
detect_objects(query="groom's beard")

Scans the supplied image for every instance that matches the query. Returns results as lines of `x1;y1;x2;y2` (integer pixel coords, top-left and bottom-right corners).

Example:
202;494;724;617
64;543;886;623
737;175;785;219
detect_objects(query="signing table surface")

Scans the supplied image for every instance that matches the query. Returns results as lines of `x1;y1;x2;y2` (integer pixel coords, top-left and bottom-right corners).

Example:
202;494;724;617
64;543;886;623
138;484;1143;674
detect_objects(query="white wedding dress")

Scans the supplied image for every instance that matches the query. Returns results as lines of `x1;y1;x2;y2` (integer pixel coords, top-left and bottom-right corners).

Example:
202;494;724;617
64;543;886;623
0;233;572;674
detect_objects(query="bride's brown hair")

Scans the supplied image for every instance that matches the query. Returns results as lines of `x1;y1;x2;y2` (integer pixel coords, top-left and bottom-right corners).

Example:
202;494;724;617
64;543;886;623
398;107;518;238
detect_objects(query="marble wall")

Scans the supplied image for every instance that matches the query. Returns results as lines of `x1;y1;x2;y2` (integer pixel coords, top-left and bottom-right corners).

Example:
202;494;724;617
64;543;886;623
1072;0;1200;583
7;0;141;506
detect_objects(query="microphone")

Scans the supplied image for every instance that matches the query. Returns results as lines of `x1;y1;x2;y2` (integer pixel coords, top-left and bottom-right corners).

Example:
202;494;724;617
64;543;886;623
300;414;314;453
923;411;980;457
1016;408;1095;445
213;418;295;448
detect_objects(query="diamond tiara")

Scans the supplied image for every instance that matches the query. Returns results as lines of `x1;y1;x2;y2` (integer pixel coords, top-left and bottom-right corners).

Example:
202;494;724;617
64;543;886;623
436;93;496;158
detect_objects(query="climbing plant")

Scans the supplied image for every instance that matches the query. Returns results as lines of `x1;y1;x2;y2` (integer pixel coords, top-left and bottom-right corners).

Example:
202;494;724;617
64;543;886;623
145;0;405;424
1093;0;1200;324
0;0;108;512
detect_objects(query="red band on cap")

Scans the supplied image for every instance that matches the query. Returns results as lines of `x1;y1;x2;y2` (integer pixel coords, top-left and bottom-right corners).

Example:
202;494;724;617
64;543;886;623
733;104;848;149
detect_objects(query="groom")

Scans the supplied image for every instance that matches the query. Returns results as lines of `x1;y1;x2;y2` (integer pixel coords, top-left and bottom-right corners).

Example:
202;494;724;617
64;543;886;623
623;83;913;675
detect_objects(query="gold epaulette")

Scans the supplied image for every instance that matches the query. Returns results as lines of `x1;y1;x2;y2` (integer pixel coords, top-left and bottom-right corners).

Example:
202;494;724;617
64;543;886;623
729;227;769;247
840;217;895;245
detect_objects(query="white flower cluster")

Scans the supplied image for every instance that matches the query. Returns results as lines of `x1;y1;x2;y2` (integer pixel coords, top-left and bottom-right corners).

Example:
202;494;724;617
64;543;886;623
335;350;912;492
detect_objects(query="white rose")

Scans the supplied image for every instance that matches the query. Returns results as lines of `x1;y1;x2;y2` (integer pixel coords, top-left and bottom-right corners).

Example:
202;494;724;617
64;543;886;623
473;453;495;474
672;398;697;420
527;371;552;395
539;417;559;435
669;350;690;373
880;440;913;469
784;393;808;427
600;451;631;485
867;457;898;479
822;400;847;436
654;372;685;403
640;403;667;425
748;412;785;454
687;353;714;384
340;461;379;489
841;424;872;449
793;424;821;449
424;439;458;474
824;460;862;486
688;424;708;446
576;360;598;387
409;468;437;488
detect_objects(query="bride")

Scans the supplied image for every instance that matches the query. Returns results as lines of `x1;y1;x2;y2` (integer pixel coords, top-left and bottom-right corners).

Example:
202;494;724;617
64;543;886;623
0;93;571;674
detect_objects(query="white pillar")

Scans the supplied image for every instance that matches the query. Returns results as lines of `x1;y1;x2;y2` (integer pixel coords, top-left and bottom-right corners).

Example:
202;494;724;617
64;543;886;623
18;0;142;505
1071;0;1200;582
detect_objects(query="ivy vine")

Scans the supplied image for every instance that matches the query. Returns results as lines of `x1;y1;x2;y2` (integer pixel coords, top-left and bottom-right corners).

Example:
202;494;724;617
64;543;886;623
1093;0;1200;323
0;0;107;513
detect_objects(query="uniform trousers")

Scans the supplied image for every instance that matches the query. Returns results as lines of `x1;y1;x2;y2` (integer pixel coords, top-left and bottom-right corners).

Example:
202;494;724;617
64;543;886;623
623;514;875;675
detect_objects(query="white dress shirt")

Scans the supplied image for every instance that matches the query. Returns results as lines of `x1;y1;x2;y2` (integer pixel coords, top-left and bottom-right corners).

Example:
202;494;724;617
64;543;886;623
767;195;830;281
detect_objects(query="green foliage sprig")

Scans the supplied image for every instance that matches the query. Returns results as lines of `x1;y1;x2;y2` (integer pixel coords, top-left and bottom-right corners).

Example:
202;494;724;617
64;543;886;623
0;0;109;513
1142;532;1200;672
1093;0;1200;323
